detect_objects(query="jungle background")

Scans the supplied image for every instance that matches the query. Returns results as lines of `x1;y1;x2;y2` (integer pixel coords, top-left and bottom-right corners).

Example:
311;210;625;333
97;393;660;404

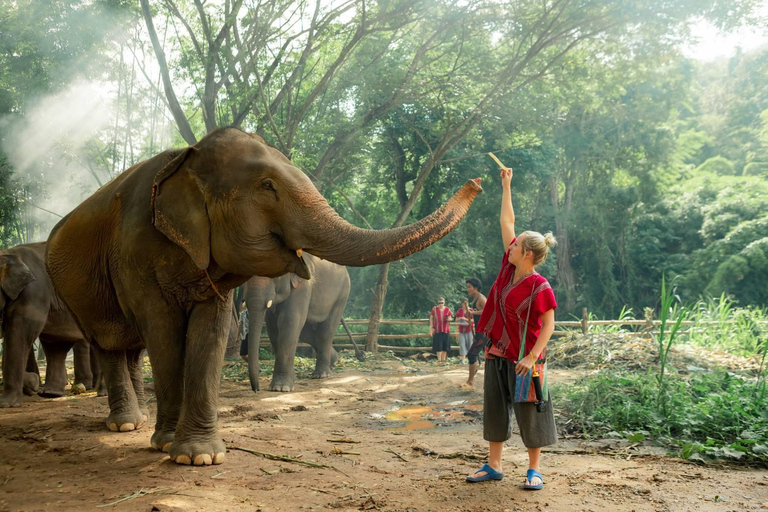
2;0;768;323
2;0;768;487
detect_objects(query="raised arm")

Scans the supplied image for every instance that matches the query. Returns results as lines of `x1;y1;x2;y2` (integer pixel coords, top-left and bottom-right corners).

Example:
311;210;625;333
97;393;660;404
500;167;515;250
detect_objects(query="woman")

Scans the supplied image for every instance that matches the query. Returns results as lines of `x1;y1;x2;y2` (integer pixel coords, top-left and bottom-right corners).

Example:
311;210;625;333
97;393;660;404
455;298;474;365
466;167;558;491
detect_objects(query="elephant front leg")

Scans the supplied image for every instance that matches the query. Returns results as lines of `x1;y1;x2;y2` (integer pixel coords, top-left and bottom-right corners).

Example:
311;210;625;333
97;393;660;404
1;319;43;407
168;297;229;466
97;347;147;432
23;345;41;396
269;311;305;392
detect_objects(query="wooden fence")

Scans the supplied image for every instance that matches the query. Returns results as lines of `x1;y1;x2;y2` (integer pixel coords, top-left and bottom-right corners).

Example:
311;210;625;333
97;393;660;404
257;307;768;354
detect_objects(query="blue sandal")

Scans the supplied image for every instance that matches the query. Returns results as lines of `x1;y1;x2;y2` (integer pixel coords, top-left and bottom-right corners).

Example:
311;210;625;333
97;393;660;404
524;469;544;490
466;463;504;483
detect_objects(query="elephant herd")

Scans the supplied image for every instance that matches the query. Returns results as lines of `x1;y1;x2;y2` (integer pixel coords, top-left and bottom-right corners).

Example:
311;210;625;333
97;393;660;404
1;127;482;466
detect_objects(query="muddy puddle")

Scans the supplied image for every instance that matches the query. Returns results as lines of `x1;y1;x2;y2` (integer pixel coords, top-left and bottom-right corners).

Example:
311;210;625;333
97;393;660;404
374;400;483;430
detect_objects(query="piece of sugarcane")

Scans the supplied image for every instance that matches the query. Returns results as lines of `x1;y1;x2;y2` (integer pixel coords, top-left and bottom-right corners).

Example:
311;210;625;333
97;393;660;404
487;152;506;168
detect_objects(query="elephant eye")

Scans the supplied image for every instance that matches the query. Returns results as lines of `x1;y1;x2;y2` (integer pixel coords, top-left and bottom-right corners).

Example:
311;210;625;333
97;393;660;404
262;180;275;191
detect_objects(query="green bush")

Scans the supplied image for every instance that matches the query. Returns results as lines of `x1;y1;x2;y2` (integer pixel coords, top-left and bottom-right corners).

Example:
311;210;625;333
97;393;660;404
555;369;768;464
696;156;736;175
743;162;768;176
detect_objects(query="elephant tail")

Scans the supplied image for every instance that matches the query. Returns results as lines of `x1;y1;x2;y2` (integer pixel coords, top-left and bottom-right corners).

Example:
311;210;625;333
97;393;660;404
340;317;365;362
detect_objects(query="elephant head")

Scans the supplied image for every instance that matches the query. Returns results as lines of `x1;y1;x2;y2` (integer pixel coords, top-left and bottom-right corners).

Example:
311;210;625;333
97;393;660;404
0;254;35;312
151;128;483;280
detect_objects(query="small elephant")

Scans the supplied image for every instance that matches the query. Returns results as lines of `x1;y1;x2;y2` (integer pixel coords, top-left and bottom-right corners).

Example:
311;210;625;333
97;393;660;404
245;254;356;392
46;128;481;465
0;242;98;407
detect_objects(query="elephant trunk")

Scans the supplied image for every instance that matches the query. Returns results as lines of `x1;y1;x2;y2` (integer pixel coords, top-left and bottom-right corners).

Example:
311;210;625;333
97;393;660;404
292;179;482;266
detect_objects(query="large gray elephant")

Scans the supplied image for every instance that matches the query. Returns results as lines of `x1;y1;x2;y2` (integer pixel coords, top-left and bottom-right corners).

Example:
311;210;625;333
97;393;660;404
244;254;353;392
45;128;481;466
0;242;97;407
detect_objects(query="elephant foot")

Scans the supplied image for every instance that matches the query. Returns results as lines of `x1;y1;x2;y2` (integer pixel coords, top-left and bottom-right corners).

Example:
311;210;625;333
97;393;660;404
150;430;174;453
311;368;333;379
269;374;295;392
168;435;226;466
23;372;41;396
0;393;23;408
70;383;87;395
38;386;66;398
330;349;339;367
106;408;147;432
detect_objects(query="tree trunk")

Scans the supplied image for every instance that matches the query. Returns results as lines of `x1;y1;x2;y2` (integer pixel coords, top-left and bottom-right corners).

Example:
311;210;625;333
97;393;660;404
365;263;390;352
140;0;197;145
549;174;577;313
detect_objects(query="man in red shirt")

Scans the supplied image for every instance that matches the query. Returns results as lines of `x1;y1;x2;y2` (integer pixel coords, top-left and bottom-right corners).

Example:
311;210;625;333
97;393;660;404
429;297;453;363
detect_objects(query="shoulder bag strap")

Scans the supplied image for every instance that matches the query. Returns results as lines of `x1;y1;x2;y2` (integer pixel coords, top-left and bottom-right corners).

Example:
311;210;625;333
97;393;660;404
517;279;538;361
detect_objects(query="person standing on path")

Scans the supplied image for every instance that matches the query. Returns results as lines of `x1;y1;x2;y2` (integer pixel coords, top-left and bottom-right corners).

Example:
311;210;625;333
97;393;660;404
466;166;558;491
455;299;474;365
461;277;487;388
429;297;453;363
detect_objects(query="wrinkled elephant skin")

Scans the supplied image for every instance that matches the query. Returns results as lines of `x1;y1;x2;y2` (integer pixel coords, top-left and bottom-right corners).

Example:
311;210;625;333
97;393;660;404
45;128;482;465
245;254;350;392
0;243;96;408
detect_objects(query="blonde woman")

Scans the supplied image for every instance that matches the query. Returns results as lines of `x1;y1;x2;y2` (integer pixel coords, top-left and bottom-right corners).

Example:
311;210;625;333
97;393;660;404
466;167;558;491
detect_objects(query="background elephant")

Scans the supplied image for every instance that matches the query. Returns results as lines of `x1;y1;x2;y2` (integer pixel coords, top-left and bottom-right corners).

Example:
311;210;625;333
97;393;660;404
245;254;355;392
46;127;481;465
0;242;97;407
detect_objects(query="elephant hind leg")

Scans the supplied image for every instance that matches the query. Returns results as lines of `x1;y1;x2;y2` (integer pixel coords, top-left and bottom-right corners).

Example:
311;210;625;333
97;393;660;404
93;343;146;432
38;337;73;398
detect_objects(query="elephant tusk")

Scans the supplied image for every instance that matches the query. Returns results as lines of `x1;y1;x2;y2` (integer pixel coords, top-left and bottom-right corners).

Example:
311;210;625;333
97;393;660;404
296;248;303;258
266;300;273;309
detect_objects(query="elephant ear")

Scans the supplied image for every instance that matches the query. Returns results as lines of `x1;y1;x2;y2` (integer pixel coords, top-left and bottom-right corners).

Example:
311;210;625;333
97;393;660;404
151;147;211;270
0;256;35;299
290;274;306;290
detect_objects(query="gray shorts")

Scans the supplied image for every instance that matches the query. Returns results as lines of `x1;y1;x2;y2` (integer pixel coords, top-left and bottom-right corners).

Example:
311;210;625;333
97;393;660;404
458;332;473;356
483;357;558;448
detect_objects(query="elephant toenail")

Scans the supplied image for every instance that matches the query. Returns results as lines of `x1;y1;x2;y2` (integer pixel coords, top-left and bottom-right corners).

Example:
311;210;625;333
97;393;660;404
108;423;118;432
193;454;212;465
175;454;192;465
119;423;135;432
162;442;172;453
213;452;225;464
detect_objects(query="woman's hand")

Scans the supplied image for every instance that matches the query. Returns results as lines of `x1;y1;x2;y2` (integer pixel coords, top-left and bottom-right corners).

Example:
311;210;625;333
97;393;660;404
514;353;536;375
500;167;513;188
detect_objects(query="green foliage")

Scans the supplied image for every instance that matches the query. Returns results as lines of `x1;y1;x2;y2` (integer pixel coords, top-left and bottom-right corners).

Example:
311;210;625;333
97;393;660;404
695;156;736;175
655;275;689;415
743;162;768;176
555;369;768;465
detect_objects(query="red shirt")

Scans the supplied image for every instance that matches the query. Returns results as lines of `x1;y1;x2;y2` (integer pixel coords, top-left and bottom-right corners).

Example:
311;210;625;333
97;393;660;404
456;307;473;333
477;239;557;362
430;306;453;334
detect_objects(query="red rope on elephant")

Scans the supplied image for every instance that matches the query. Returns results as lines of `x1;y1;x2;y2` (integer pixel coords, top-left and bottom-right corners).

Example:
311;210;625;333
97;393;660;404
204;269;227;303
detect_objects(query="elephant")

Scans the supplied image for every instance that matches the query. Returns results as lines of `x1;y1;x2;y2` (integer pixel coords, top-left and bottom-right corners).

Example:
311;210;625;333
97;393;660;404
0;242;98;407
45;127;482;466
245;254;357;392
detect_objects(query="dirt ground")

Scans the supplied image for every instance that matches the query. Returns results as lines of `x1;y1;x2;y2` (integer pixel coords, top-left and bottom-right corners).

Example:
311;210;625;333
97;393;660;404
1;355;767;512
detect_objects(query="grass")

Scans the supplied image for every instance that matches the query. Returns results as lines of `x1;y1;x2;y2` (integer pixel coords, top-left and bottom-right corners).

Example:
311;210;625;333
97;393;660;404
555;368;768;465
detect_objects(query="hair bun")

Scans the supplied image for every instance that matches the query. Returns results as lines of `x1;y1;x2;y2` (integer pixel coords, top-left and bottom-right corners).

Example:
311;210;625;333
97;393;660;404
543;232;557;247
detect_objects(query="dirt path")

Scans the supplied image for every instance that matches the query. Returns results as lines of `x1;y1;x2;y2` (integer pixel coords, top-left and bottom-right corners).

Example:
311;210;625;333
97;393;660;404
1;358;767;511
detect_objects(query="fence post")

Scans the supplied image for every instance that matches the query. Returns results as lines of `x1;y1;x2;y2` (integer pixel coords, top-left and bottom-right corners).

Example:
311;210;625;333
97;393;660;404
581;307;589;334
644;307;654;335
